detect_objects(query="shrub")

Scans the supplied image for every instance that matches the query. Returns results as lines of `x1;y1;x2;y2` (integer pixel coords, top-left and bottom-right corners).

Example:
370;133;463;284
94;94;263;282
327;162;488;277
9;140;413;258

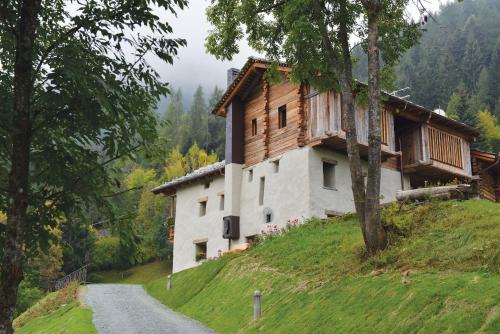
91;236;120;270
15;280;44;317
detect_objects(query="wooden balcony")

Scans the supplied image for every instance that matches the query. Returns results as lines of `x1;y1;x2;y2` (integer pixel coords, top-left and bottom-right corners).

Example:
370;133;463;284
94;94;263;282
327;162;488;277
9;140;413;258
306;90;399;159
401;124;472;179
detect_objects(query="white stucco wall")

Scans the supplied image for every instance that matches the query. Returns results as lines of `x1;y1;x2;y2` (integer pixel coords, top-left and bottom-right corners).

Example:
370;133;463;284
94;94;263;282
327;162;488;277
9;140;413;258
235;147;311;245
171;146;409;273
172;175;228;273
308;146;408;217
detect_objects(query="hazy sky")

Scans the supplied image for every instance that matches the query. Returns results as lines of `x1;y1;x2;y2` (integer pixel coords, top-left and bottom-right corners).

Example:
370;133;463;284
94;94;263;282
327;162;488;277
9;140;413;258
158;0;452;109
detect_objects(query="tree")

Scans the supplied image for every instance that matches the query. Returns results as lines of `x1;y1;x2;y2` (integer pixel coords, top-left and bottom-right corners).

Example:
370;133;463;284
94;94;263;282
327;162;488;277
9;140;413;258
0;0;187;331
185;86;209;152
446;82;477;127
207;86;226;158
161;88;186;152
206;0;418;255
478;111;500;152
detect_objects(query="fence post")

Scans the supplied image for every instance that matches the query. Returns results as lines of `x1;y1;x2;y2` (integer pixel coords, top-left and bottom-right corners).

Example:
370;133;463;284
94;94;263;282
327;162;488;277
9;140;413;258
167;274;172;290
253;290;261;321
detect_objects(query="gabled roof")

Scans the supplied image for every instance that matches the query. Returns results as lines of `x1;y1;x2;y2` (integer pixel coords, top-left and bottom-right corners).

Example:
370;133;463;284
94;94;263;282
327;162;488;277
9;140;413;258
151;161;225;195
212;57;291;116
212;57;479;138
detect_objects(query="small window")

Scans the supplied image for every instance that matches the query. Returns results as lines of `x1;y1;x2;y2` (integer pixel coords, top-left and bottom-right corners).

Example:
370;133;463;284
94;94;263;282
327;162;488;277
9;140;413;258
259;177;265;205
248;169;253;182
266;213;272;223
278;105;287;128
195;242;207;262
204;182;210;189
323;161;336;189
251;118;257;136
199;200;207;216
271;160;280;173
219;194;224;211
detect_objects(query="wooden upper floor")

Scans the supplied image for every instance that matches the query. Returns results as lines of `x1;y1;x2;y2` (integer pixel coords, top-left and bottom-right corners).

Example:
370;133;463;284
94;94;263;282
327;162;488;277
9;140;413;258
213;58;479;183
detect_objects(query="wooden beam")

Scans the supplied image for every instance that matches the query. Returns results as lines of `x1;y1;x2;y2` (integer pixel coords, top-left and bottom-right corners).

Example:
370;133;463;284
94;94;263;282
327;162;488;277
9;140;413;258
263;80;270;159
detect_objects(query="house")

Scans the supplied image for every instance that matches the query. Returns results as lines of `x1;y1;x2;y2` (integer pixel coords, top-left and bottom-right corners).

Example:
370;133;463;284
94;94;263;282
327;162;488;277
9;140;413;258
152;58;480;273
471;150;500;202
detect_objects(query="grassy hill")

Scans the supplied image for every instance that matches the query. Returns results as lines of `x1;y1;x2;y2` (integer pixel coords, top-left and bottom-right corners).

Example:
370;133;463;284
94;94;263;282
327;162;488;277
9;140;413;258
89;260;171;284
145;200;500;333
14;283;96;334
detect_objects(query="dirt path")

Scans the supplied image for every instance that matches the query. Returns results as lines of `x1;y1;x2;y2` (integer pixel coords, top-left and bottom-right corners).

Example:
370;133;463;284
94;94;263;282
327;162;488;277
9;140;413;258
86;284;215;334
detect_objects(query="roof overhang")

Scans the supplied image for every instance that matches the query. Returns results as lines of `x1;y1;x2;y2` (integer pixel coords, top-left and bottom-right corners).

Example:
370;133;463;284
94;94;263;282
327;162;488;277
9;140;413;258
151;161;226;196
212;57;292;117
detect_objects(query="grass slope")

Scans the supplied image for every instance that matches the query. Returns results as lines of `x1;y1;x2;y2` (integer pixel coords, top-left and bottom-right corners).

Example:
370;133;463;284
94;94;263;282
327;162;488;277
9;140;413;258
89;260;171;284
145;200;500;333
14;283;96;334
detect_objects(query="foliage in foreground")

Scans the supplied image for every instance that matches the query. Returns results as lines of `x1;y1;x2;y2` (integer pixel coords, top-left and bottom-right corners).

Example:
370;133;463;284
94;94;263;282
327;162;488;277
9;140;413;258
146;200;500;333
13;283;91;331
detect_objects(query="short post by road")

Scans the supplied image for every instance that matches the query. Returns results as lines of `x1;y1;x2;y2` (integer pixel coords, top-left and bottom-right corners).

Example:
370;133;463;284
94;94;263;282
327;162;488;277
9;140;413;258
253;290;261;321
167;274;172;290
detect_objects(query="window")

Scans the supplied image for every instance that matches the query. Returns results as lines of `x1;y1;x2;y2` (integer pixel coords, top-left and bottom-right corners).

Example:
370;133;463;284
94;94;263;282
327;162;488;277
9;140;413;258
199;200;207;216
248;169;253;182
204;182;210;189
323;161;336;189
266;213;272;223
278;105;287;128
259;177;265;205
195;242;207;262
219;194;225;211
271;160;280;173
251;118;257;136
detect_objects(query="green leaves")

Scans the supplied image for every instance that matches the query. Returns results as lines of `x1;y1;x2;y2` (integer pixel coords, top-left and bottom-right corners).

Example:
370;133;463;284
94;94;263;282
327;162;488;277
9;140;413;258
0;0;187;255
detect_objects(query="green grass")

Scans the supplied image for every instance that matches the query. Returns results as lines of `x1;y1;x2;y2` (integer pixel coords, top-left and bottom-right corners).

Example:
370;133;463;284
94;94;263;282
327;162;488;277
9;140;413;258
89;260;171;284
14;283;96;334
145;200;500;333
15;303;96;334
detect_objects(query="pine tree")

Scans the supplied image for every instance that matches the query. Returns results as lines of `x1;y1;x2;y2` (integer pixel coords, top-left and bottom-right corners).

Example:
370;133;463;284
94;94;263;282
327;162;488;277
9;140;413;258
447;82;477;127
186;86;208;152
161;88;185;151
476;67;493;110
207;86;226;158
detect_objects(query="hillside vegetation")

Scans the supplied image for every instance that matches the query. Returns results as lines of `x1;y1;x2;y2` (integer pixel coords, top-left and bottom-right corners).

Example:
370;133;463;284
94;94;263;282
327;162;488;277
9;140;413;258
14;283;96;334
146;200;500;333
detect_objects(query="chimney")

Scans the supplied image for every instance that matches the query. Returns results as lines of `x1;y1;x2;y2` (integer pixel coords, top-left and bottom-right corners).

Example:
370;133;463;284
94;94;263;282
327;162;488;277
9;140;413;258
227;68;240;87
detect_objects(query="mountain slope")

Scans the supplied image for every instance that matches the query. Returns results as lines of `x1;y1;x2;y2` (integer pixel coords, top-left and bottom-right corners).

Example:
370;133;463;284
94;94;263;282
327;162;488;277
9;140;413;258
146;200;500;333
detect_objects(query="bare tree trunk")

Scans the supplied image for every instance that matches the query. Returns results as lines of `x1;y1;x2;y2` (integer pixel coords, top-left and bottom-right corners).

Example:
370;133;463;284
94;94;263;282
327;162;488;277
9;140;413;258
336;2;368;245
363;0;387;254
313;0;387;254
0;1;41;332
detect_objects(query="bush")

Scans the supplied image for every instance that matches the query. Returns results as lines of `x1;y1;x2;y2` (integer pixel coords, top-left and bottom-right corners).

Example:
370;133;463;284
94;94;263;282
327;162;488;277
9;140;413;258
15;280;44;317
91;236;120;270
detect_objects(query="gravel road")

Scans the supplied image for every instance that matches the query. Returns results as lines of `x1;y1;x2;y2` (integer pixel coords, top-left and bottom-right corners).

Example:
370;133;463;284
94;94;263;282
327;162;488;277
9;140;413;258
86;284;216;334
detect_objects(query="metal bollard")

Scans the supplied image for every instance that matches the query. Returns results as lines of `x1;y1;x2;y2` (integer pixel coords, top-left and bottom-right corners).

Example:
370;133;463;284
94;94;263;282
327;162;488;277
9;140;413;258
253;290;261;321
167;274;172;290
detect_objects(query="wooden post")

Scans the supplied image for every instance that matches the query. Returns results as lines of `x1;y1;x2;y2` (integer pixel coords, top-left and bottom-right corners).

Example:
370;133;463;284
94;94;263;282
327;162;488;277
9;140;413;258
253;290;261;321
167;274;172;290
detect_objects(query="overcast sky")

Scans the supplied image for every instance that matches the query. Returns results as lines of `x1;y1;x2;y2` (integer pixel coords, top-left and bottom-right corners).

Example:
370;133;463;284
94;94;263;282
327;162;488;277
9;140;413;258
158;0;452;109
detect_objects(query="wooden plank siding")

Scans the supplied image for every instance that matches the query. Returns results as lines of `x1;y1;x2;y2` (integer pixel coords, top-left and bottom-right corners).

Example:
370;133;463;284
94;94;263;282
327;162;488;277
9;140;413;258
306;89;396;153
427;126;463;169
243;79;300;166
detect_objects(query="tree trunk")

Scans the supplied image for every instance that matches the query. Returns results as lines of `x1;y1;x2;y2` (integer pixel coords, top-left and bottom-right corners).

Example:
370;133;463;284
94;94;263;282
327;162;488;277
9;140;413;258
0;1;41;333
363;2;387;254
336;2;368;245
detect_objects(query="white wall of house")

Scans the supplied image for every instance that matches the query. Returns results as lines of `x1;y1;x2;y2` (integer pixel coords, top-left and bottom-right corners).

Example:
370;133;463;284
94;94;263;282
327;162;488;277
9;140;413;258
172;175;227;273
235;147;311;246
308;147;408;217
172;146;408;273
